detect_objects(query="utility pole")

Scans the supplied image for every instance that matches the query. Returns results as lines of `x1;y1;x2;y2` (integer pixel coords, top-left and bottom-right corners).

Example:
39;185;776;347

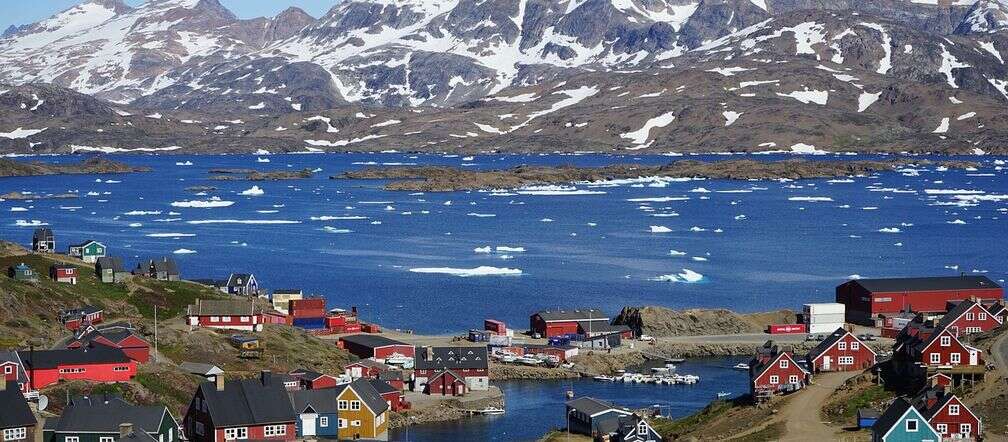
154;306;158;364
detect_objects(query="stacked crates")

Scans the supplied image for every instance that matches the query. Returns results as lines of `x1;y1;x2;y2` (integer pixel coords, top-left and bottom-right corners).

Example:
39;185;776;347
803;303;845;334
290;298;327;330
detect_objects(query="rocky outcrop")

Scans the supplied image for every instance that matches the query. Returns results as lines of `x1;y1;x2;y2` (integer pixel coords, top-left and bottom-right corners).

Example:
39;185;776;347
209;168;314;181
612;306;798;338
0;157;150;177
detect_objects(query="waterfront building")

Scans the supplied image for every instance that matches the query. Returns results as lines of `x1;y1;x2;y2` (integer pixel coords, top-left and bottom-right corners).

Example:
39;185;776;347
837;276;1003;325
185;299;264;332
565;397;633;438
805;327;877;372
413;346;489;395
530;309;609;338
748;341;810;402
338;334;415;361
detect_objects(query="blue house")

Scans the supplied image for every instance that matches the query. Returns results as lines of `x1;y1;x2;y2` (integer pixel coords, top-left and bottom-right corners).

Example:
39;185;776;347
288;388;340;439
565;397;633;437
872;398;940;442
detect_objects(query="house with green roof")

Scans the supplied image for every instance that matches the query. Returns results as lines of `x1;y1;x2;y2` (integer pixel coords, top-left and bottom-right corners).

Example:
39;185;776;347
43;394;178;442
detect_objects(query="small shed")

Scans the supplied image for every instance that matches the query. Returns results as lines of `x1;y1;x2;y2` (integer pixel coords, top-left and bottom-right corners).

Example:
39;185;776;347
50;265;78;284
230;334;261;350
857;408;880;429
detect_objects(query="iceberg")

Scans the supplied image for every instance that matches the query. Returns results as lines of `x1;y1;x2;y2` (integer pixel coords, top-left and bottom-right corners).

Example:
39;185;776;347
496;246;525;252
173;248;197;254
171;197;234;208
409;266;522;277
878;227;901;233
240;186;265;196
474;246;492;254
649;269;704;283
650;226;672;233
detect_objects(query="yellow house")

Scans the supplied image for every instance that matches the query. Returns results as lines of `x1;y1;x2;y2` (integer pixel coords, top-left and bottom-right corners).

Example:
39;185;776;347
336;378;390;440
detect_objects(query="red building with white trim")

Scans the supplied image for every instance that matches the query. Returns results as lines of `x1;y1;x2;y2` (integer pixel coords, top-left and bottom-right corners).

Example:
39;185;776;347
288;369;339;390
50;265;78;284
940;299;1003;337
912;386;982;441
529;309;609;338
806;328;877;372
184;372;296;442
185;299;265;332
18;346;136;390
338;335;415;361
836;276;1002;325
67;325;151;363
59;306;103;331
749;341;809;402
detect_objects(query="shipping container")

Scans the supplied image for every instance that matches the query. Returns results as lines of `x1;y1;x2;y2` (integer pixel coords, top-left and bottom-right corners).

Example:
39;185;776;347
326;315;346;328
290;308;327;318
340;323;362;333
548;336;571;346
488;335;512;346
469;330;490;342
807;313;846;322
807;323;844;334
361;323;381;333
767;324;807;334
803;303;845;315
292;317;326;330
290;298;326;310
484;319;507;335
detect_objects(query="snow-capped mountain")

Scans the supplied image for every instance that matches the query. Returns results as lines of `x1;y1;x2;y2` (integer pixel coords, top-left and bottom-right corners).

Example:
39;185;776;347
1;0;1007;155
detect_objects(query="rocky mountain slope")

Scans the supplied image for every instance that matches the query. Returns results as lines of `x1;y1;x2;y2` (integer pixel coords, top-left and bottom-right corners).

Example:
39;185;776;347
1;0;1007;154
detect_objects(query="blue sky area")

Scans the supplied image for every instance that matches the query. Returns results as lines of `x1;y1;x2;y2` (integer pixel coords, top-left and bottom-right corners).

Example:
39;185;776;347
2;1;337;31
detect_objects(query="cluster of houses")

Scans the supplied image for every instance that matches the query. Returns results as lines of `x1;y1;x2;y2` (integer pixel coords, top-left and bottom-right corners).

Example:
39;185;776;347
744;275;1004;441
564;397;662;442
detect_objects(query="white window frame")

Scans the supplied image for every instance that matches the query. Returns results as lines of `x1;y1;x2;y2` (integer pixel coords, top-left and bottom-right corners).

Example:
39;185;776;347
838;342;847;351
3;428;26;441
979;313;987;321
769;375;779;384
319;417;328;427
210;316;219;323
350;400;361;411
788;375;798;384
351;420;361;427
100;437;114;442
950;353;961;364
66;438;80;442
3;365;11;374
940;336;951;347
222;316;231;322
906;419;918;432
936;423;948;434
949;404;960;416
338;400;348;410
960;423;971;436
966;312;974;321
223;427;247;440
263;425;286;437
850;341;860;351
930;353;941;364
338;419;347;429
839;356;854;365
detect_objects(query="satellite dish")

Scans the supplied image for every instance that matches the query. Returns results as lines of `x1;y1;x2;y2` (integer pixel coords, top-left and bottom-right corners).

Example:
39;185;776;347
37;395;48;411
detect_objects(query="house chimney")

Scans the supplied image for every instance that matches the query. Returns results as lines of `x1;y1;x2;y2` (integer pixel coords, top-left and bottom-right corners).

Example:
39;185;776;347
261;370;271;386
215;374;225;391
119;423;133;439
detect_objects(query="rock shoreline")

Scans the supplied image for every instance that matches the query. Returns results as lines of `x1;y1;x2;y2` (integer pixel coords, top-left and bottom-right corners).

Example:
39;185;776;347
334;159;978;192
209;168;314;181
0;157;150;177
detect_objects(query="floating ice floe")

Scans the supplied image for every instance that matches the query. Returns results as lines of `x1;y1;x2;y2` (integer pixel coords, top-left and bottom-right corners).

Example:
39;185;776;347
788;196;833;202
474;246;492;254
240;186;265;196
947;219;967;225
540;218;554;222
848;274;862;279
310;216;368;221
878;227;902;233
323;227;353;234
467;213;496;218
650;226;672;233
123;210;161;216
692;256;708;261
408;266;522;277
924;189;985;195
649;269;704;283
170;197;234;208
668;250;687;256
496;246;525;252
175;161;193;166
9;207;27;212
627;197;689;202
185;219;300;225
515;185;605;196
173;248;197;254
14;219;47;226
145;233;195;237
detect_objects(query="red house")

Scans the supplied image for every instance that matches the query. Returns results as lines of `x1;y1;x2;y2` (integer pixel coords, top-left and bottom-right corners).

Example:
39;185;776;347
530;309;609;338
836;276;1003;325
345;359;393;379
59;306;104;331
184;371;296;442
413;346;489;395
940;299;1003;337
368;379;409;411
805;328;877;372
67;325;151;363
18;346;136;390
0;351;32;396
185;299;265;332
748;341;809;402
50;265;78;284
338;335;414;362
928;372;953;388
912;386;982;441
896;324;983;368
288;369;339;390
425;370;467;396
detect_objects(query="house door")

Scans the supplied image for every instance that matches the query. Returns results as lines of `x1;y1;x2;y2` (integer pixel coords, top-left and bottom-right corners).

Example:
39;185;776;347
969;350;978;365
302;414;317;436
822;356;831;370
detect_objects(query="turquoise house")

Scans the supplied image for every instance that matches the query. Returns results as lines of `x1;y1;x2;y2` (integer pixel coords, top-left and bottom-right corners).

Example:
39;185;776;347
872;398;940;442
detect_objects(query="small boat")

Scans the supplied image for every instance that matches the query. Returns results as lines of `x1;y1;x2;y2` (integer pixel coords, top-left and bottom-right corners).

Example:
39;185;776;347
477;407;505;415
498;354;517;363
667;358;686;364
516;356;542;366
593;375;615;382
717;392;731;398
733;363;749;370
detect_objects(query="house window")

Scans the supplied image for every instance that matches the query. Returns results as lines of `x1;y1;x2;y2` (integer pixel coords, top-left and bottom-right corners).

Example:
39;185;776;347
960;423;971;436
222;316;231;322
338;400;348;410
936;423;947;434
350;400;361;411
949;404;960;416
210;317;219;323
838;342;846;351
351;421;361;427
850;341;859;351
4;365;11;374
320;417;328;427
906;419;918;432
950;353;961;364
966;313;974;321
240;316;249;323
194;422;204;436
788;375;798;384
839;356;854;365
263;425;286;437
223;428;247;440
940;336;951;347
100;437;114;442
114;366;129;372
2;428;26;441
930;353;941;364
779;359;789;369
769;375;779;384
66;438;79;442
338;419;347;429
979;313;987;321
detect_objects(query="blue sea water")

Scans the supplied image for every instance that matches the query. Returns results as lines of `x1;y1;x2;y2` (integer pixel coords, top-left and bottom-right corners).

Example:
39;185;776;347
389;357;751;442
2;153;1005;334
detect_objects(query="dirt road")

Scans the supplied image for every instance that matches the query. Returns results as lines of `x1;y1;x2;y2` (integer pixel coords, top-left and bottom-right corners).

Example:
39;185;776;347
777;371;861;441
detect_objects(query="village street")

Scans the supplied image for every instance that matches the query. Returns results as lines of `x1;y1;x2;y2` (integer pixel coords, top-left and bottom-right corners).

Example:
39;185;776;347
777;371;861;441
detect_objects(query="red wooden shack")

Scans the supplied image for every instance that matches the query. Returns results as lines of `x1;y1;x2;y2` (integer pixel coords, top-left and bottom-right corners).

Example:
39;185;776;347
67;325;150;363
805;328;876;372
749;341;809;402
50;265;78;284
484;319;507;335
836;276;1003;325
425;370;467;396
18;346;136;390
529;309;608;338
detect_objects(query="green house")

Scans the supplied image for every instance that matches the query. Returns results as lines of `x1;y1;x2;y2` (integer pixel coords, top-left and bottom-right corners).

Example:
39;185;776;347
8;263;37;281
44;395;179;442
872;398;940;442
69;240;106;264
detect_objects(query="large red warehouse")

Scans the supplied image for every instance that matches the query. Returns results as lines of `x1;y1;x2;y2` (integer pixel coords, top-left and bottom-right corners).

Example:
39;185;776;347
338;334;415;361
529;309;609;338
836;276;1003;325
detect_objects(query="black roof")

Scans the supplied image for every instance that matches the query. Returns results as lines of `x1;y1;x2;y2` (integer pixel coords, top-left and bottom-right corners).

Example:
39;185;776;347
565;396;624;416
367;379;398;395
911;386;961;421
414;346;488;371
149;257;179;275
288;388;340;414
576;321;630;333
19;346;131;369
33;228;53;238
806;327;853;360
347;378;389;415
934;299;983;332
340;334;410;349
73;325;143;346
226;273;254;287
871;398;916;435
49;395;170;434
198;377;296;427
96;257;125;272
289;368;324;381
850;276;1001;293
535;309;607;321
0;381;36;429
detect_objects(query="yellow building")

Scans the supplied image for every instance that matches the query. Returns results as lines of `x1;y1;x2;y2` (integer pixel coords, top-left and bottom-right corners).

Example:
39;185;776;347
336;378;390;440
